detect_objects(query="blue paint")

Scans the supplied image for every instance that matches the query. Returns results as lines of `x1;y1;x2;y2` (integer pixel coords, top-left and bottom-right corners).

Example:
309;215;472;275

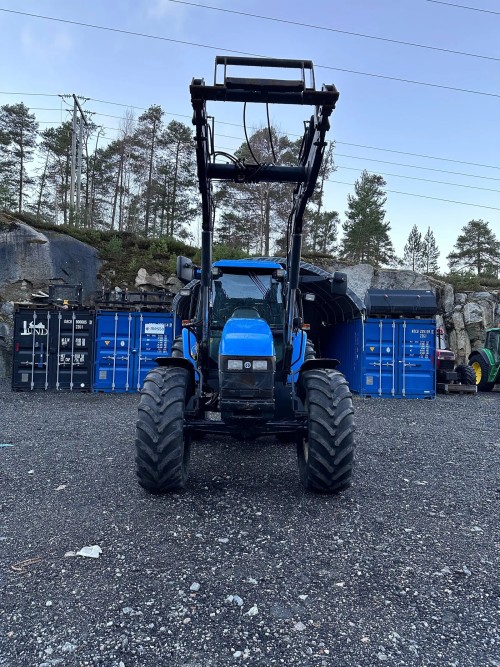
326;318;436;399
289;330;307;382
93;311;174;392
219;317;274;357
0;443;14;448
214;259;282;270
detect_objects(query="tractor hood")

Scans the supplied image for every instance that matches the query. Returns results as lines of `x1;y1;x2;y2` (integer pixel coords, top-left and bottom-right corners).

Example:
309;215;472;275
219;317;274;357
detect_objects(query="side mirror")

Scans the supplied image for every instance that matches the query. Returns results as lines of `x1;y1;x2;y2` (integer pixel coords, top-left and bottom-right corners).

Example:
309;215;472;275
176;255;195;283
331;271;347;296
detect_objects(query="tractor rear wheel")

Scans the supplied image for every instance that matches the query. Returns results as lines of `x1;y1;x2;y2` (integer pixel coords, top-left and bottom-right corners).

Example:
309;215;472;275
455;364;476;385
469;355;495;392
298;369;356;494
135;366;192;492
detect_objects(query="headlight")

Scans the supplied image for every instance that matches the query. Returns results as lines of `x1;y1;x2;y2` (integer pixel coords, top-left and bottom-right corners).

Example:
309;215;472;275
252;360;268;371
227;359;243;370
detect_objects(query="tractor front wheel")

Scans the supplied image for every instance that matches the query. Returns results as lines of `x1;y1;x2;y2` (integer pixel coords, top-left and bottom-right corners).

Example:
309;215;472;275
469;355;495;392
135;366;192;492
455;364;476;385
298;369;356;494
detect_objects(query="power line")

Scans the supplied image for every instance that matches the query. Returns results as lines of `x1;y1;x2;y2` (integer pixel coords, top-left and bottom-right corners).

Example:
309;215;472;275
1;7;500;99
327;179;500;211
0;91;61;97
424;0;500;16
85;114;500;179
28;110;500;178
333;153;500;182
28;122;500;210
166;0;500;63
215;132;500;171
335;165;500;193
4;90;499;173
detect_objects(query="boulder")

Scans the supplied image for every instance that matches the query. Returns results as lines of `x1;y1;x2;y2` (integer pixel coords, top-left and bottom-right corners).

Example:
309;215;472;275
135;268;167;290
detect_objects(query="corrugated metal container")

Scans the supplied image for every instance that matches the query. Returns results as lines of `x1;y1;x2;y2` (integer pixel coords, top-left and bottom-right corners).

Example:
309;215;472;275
327;318;436;398
12;309;94;391
93;311;174;392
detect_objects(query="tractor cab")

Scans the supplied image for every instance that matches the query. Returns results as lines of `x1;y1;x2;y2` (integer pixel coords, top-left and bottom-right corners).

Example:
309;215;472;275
485;327;500;363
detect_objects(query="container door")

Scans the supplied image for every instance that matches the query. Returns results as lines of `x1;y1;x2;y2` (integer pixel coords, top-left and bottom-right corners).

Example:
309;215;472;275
12;309;52;390
362;319;398;397
93;311;133;392
398;320;436;397
132;313;174;390
54;311;94;391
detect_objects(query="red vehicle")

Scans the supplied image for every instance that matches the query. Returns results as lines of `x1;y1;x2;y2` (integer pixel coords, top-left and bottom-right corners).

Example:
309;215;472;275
435;328;476;385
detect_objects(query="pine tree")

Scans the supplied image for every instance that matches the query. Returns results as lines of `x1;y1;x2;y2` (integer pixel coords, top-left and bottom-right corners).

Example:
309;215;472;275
340;171;395;266
37;122;72;224
0;102;38;212
403;225;423;271
305;143;338;253
155;120;197;240
421;227;440;273
132;105;164;236
308;211;339;254
447;219;500;276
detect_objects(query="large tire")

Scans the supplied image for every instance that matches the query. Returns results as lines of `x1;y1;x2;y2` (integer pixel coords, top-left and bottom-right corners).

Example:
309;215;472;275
304;339;316;362
172;336;184;358
298;369;355;494
135;366;191;493
469;354;495;392
455;364;476;385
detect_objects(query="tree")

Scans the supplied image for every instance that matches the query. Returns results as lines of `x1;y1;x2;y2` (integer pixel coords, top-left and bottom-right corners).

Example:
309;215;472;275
132;105;164;236
305;143;338;254
421;227;440;274
447;219;500;276
36;122;72;224
308;211;340;254
0;103;38;212
340;171;395;266
403;224;424;271
154;120;198;240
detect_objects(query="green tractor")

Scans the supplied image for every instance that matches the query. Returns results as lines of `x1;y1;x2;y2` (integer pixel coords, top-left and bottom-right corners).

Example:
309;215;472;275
469;326;500;391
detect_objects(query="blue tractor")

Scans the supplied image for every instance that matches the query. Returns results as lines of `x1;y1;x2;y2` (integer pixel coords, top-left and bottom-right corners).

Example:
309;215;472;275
135;57;356;494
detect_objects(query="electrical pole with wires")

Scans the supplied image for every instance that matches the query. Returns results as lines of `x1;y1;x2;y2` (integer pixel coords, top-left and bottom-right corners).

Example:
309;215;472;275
61;93;89;225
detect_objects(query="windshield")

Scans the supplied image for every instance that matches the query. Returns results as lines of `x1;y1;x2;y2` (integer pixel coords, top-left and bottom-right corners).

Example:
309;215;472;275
211;271;284;328
488;330;500;361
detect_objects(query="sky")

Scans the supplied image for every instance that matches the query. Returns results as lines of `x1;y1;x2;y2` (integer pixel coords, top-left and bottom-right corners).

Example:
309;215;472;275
0;0;499;270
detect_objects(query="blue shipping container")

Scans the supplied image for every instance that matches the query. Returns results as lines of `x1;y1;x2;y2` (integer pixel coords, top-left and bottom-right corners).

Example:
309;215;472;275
93;311;174;392
326;318;436;398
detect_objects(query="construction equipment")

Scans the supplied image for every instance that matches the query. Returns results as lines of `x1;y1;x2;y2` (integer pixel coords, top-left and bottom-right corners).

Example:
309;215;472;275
435;327;477;393
135;56;355;494
469;325;500;391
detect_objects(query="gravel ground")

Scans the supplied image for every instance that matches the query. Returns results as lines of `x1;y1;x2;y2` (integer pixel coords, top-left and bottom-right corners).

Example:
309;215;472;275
0;381;498;667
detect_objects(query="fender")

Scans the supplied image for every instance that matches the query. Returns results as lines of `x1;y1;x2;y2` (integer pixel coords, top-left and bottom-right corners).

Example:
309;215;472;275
154;356;196;384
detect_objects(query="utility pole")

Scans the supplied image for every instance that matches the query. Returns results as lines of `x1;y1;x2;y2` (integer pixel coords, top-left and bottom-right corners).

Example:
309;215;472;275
69;98;77;224
73;94;88;225
76;116;83;215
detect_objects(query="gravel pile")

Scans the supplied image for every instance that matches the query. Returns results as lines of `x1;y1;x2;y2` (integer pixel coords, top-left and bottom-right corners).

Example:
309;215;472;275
0;381;498;667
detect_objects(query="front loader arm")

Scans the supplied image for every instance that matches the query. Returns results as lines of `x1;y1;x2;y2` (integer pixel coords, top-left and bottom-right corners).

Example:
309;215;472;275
190;56;339;375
